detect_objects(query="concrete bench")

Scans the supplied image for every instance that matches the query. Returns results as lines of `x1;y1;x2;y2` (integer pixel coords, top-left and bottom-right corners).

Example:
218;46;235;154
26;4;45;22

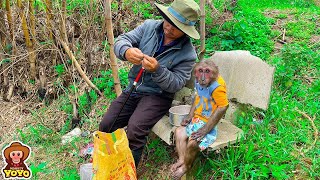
152;50;275;151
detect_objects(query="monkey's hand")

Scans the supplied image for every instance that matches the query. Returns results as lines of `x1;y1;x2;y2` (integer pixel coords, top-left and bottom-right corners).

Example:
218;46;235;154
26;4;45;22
180;117;192;126
191;126;209;142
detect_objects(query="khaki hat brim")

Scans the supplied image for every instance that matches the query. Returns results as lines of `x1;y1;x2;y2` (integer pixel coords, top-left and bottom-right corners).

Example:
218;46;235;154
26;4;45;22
155;3;200;39
4;145;30;161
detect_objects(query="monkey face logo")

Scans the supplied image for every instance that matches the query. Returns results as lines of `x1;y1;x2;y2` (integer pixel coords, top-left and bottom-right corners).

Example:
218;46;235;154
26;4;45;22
1;141;32;179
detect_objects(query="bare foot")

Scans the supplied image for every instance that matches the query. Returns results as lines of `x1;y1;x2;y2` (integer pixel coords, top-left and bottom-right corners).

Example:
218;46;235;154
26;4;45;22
172;164;187;180
170;160;183;173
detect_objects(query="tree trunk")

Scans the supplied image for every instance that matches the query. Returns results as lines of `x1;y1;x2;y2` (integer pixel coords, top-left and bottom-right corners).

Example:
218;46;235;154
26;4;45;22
5;0;16;55
104;0;122;96
17;0;36;80
199;0;206;61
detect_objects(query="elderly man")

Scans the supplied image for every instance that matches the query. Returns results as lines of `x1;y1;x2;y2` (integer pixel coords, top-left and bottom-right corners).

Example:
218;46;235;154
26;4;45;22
99;0;200;168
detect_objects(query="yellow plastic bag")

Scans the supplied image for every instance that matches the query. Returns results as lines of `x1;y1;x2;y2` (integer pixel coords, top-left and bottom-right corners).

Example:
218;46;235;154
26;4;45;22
92;129;137;180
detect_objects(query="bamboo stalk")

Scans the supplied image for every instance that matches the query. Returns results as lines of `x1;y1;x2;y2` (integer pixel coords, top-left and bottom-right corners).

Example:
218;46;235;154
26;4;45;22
0;0;6;48
61;0;67;43
104;0;122;96
44;0;56;66
59;40;103;96
0;0;6;96
5;0;16;55
17;0;36;80
45;0;53;40
199;0;206;61
29;0;36;46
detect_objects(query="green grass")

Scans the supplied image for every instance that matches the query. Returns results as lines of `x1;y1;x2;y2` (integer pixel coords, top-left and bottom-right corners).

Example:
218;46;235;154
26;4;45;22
5;0;319;179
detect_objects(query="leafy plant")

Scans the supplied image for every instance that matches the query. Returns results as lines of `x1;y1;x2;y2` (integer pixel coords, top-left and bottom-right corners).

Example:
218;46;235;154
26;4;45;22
54;64;65;77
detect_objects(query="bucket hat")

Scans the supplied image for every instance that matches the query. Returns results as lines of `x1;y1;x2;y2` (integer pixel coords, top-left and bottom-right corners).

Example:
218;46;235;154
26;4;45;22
4;142;30;161
155;0;200;39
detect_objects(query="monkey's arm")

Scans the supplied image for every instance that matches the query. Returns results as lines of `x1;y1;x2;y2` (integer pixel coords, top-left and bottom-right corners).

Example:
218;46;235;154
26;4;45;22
180;96;196;126
204;106;228;132
191;105;228;141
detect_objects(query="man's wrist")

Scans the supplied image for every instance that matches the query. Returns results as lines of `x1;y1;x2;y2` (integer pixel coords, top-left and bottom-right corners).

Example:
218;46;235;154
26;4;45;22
121;47;131;61
152;65;164;76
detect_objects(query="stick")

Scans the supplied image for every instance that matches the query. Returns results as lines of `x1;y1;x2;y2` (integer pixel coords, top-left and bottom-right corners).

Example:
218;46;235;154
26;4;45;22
296;109;318;152
282;28;286;42
199;0;206;61
104;0;122;96
206;0;219;15
59;40;103;96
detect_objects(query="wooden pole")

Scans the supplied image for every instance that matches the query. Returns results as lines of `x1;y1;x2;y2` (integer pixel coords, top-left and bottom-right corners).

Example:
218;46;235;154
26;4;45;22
104;0;122;96
199;0;206;61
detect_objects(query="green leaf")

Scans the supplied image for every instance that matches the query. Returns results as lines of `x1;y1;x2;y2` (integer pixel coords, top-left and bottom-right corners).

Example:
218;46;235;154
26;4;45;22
235;36;243;43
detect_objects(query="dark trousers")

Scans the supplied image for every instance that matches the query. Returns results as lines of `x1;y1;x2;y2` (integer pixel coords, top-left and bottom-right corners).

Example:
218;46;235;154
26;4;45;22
99;92;173;150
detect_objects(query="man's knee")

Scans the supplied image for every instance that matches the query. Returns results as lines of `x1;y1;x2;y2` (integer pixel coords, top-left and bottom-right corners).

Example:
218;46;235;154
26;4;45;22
99;112;115;132
99;117;110;132
127;123;148;149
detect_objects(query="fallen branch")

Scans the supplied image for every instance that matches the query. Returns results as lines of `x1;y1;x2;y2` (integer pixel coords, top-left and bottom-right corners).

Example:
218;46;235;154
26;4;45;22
206;0;219;15
59;40;103;96
282;28;286;42
296;109;318;153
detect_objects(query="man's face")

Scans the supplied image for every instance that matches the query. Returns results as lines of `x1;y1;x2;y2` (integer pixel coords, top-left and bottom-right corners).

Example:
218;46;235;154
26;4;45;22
163;20;185;40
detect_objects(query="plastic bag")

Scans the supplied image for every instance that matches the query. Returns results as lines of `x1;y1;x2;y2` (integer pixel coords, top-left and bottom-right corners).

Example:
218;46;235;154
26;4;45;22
92;129;137;180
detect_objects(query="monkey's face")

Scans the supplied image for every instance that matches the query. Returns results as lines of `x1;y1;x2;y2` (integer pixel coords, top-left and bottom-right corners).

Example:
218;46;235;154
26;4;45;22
10;151;23;164
195;66;215;87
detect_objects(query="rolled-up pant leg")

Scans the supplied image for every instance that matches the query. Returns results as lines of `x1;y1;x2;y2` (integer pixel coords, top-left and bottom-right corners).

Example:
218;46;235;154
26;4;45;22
127;95;172;150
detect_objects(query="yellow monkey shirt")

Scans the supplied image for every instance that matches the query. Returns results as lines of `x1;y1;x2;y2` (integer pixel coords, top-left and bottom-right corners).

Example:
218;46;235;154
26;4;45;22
193;75;229;123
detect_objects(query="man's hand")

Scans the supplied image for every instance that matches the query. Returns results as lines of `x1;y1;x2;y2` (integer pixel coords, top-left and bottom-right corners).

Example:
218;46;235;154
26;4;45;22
191;126;208;142
181;117;191;126
142;55;159;73
125;48;144;65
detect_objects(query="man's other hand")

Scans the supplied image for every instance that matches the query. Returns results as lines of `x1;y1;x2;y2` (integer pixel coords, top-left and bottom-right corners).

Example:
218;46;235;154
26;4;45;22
125;48;144;65
142;55;159;73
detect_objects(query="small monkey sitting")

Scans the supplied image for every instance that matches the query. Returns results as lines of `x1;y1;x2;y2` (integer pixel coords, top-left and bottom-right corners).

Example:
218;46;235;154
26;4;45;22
171;60;229;179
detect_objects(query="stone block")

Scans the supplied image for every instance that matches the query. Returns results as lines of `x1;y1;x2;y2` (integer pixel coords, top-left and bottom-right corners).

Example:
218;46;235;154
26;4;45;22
152;116;244;149
209;50;275;110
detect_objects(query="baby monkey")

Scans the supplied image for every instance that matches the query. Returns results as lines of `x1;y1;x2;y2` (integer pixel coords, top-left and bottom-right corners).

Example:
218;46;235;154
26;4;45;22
171;60;229;180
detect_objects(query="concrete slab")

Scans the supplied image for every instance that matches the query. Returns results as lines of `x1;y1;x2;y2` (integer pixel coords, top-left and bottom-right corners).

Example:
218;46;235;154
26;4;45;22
209;50;275;110
152;116;243;150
